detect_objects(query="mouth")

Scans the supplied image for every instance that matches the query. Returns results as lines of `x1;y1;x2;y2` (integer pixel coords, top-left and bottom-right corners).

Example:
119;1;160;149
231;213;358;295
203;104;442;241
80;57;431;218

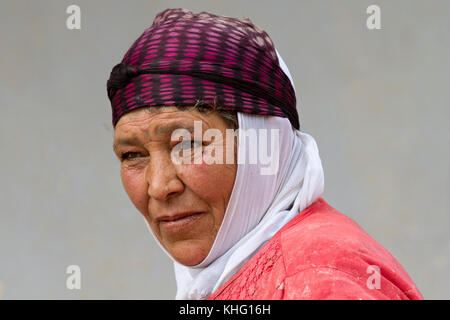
158;212;205;233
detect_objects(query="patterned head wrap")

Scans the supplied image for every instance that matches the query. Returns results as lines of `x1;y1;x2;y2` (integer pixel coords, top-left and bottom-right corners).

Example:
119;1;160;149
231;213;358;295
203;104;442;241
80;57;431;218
107;8;299;129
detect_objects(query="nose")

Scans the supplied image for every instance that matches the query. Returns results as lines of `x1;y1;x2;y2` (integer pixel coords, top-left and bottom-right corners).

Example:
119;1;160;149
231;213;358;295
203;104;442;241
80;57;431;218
145;152;184;201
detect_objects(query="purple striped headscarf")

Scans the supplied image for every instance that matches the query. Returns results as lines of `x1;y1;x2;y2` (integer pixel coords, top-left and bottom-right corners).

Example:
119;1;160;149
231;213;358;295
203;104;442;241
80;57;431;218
107;8;299;129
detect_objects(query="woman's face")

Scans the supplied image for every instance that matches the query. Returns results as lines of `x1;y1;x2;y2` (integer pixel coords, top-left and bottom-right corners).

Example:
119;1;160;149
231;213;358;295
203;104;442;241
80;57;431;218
113;107;237;266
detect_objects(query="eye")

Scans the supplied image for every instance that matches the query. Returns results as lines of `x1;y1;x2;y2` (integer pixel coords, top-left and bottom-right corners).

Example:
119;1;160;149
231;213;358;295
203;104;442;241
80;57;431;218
171;140;204;155
178;140;203;150
120;152;143;161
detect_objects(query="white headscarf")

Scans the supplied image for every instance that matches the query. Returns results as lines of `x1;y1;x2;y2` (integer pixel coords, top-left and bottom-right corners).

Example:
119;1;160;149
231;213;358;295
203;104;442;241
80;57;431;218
144;52;325;299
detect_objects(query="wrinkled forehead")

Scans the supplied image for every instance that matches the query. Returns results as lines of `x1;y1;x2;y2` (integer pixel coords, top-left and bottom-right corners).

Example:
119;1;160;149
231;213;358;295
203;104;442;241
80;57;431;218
114;107;192;136
113;106;226;148
113;117;198;154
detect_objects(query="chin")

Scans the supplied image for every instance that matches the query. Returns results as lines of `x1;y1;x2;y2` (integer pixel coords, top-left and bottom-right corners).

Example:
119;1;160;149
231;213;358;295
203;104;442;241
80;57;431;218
169;241;211;266
175;256;204;267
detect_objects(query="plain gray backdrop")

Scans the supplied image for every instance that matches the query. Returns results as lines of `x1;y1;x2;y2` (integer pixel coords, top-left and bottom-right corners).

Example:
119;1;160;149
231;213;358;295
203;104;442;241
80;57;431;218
0;0;448;299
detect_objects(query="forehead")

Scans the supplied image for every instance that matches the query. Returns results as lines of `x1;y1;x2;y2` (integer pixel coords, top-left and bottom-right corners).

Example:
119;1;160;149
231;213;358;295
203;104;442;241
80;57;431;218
113;107;224;144
115;106;179;127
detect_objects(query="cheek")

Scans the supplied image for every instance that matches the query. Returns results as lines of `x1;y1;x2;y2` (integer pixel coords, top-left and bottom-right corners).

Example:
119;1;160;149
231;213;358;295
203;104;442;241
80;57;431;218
181;162;236;209
121;168;149;216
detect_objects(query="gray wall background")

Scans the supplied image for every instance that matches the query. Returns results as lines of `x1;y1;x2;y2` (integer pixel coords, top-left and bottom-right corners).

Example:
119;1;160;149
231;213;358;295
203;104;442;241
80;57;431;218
0;0;448;299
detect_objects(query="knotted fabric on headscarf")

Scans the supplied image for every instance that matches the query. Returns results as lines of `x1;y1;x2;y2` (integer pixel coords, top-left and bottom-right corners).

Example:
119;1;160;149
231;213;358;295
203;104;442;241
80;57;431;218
107;8;299;130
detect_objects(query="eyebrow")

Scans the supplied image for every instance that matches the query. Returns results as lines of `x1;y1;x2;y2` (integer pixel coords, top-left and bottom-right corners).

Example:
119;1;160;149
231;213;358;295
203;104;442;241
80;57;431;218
155;122;195;135
113;122;197;152
113;136;141;153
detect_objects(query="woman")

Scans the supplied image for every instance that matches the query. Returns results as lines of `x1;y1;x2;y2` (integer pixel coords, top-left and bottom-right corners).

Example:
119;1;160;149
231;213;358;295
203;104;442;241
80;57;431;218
107;8;423;300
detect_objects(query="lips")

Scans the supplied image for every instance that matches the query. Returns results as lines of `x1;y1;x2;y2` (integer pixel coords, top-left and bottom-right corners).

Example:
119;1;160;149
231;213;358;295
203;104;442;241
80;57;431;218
157;212;205;234
158;212;203;222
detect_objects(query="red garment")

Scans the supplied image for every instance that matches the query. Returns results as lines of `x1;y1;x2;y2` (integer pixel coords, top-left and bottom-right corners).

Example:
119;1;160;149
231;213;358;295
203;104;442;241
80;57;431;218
208;198;423;300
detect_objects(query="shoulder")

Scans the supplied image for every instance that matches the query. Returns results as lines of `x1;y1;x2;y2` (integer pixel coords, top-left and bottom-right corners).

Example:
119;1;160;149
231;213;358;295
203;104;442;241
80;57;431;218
277;198;423;299
209;198;423;300
279;197;381;274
